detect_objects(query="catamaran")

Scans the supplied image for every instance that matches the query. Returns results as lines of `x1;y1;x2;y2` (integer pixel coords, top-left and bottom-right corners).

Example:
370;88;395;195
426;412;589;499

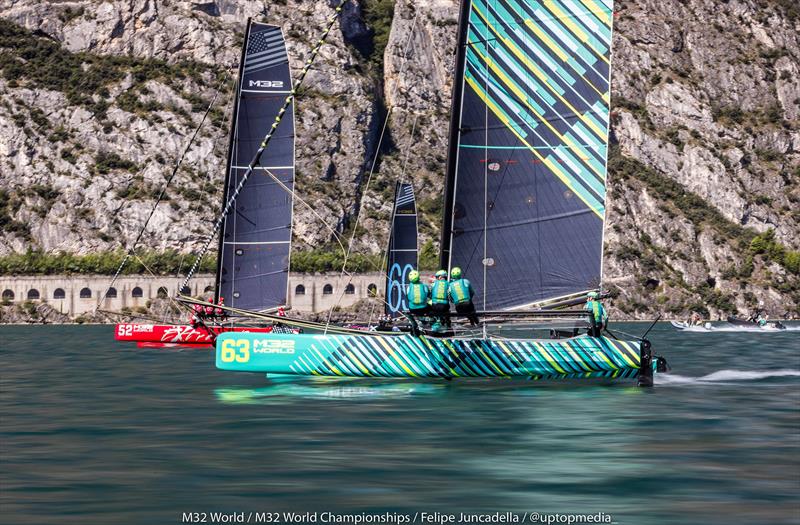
114;21;298;348
209;0;669;385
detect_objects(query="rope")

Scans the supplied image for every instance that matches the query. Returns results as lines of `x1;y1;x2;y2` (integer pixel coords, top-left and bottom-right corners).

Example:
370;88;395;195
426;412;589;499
366;113;419;327
323;8;421;332
181;0;348;293
96;68;231;312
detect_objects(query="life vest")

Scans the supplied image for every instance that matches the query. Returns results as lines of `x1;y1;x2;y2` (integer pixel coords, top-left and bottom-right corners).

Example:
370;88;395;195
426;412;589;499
430;280;449;304
406;282;429;310
587;300;606;323
448;278;472;305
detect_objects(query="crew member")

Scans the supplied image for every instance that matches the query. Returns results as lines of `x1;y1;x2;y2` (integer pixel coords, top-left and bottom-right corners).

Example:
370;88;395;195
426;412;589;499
189;303;204;328
447;266;478;326
204;296;216;317
405;270;430;315
585;291;608;337
429;269;450;332
215;297;227;322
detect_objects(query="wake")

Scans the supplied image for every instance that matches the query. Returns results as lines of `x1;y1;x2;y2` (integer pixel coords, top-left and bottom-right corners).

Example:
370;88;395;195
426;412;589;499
657;369;800;385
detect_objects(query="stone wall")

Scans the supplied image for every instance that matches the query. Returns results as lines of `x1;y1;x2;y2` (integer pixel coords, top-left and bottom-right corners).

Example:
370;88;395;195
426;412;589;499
0;273;385;316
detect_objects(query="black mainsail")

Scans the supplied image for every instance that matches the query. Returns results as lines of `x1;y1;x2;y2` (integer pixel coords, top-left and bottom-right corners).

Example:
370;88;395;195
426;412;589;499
216;21;294;311
440;0;614;310
385;183;419;317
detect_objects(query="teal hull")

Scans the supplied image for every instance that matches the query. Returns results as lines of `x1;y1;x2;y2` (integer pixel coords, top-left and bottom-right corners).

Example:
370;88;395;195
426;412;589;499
215;332;650;380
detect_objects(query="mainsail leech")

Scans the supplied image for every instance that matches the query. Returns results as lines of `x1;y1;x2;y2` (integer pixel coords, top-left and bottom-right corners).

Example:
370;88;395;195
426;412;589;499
440;0;614;311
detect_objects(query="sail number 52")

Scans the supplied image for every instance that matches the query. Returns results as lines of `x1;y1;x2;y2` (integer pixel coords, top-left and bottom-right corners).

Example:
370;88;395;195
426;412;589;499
220;339;250;363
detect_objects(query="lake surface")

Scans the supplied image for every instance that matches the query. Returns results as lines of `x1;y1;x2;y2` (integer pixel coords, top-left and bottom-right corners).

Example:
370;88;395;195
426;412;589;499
1;324;799;525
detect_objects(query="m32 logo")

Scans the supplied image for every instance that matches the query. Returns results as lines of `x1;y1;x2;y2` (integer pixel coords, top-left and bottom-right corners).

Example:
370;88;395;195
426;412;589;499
253;339;295;354
249;80;284;88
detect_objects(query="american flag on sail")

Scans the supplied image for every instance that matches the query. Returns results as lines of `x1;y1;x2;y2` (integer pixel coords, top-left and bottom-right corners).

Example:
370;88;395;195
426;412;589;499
394;184;416;211
243;26;288;74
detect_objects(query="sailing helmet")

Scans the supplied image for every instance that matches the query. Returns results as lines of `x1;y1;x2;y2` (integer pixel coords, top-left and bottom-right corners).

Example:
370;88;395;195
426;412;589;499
450;267;462;279
587;291;598;299
435;270;447;279
408;270;420;283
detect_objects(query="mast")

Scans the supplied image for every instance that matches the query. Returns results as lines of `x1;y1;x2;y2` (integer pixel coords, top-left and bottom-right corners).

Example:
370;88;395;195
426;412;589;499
439;0;473;270
214;19;252;302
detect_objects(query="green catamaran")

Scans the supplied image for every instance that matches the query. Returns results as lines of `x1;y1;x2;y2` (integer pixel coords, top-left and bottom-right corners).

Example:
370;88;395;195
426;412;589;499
211;0;669;385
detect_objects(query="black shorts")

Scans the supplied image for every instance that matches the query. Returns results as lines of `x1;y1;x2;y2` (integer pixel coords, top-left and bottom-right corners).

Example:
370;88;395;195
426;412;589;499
430;303;450;315
455;302;475;314
408;305;431;316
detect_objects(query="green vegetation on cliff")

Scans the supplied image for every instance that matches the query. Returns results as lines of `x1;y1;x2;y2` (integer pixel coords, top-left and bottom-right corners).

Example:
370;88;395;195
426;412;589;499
0;250;215;275
0;19;222;120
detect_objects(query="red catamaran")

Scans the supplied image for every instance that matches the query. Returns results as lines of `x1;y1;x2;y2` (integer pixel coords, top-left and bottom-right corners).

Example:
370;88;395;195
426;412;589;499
113;21;297;348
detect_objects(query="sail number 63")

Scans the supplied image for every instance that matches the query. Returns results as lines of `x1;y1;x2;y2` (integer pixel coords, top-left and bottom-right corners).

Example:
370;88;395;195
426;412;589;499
220;339;250;363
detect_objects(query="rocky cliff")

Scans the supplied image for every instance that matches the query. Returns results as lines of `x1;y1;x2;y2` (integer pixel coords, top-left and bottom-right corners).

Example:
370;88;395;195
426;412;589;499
0;0;798;318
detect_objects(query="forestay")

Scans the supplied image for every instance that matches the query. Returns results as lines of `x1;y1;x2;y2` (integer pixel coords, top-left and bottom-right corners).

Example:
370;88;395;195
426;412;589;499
216;21;294;311
385;182;419;317
440;0;614;310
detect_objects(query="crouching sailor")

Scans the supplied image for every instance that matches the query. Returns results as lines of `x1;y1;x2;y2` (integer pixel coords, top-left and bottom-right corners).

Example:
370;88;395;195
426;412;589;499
429;270;451;332
585;291;608;337
405;270;430;315
448;267;478;326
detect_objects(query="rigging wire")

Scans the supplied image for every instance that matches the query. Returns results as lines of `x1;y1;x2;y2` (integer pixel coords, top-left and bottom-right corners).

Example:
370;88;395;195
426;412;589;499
180;0;349;293
95;68;232;312
322;8;421;333
366;113;419;328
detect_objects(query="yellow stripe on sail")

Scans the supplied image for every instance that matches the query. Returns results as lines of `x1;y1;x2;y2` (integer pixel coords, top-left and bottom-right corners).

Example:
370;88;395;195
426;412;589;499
543;0;610;65
470;9;608;146
577;0;612;28
465;74;603;218
522;19;608;102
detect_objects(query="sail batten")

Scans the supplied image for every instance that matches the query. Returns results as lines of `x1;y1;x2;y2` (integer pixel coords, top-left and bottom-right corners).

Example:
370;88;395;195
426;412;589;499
385;183;418;318
441;0;613;311
216;21;294;311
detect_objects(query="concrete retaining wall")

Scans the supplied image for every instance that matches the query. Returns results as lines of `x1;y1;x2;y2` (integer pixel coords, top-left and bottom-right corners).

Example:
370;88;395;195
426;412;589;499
0;273;384;315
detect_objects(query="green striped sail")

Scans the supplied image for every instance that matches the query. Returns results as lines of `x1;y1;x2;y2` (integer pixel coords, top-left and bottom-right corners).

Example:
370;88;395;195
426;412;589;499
441;0;614;309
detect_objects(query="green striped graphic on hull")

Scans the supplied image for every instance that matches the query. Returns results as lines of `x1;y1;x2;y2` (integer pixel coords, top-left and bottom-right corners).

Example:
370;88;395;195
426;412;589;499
215;332;645;379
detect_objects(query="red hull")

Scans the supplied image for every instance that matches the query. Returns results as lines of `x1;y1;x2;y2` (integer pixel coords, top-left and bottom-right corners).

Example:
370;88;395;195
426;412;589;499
115;323;276;348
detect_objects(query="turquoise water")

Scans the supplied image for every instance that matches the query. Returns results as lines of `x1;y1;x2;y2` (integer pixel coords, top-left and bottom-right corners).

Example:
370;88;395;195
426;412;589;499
1;324;798;524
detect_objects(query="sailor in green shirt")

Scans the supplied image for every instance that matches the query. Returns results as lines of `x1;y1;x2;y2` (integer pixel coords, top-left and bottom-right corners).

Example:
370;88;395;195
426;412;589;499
447;266;478;325
585;291;608;337
404;270;430;315
429;269;451;331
